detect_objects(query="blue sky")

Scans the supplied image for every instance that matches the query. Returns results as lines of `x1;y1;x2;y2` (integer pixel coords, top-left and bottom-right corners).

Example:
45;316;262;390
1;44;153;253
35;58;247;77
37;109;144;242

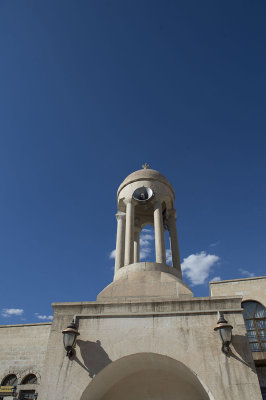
0;1;266;324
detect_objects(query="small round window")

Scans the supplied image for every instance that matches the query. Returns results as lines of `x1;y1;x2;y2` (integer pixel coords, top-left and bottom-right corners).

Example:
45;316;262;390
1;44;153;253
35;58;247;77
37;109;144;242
242;301;266;352
1;374;18;386
21;374;38;385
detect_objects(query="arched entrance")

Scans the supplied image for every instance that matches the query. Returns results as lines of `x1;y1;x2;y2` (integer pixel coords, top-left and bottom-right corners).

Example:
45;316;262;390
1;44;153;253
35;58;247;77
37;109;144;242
80;353;213;400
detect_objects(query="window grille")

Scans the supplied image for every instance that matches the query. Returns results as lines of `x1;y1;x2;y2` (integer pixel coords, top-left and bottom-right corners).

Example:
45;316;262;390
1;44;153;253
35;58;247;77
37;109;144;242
242;301;266;352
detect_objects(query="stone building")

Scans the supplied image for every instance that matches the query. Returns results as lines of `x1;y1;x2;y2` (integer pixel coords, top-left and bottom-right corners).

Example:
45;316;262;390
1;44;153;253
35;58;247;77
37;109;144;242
0;167;265;400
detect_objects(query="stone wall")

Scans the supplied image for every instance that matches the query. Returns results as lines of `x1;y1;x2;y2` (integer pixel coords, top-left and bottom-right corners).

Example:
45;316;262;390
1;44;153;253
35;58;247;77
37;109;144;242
39;297;261;400
0;323;51;397
210;276;266;306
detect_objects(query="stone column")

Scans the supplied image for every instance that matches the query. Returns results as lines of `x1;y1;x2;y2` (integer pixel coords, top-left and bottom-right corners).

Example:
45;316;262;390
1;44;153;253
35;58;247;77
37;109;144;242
134;226;141;263
153;201;166;264
124;198;135;265
114;212;126;273
167;209;182;279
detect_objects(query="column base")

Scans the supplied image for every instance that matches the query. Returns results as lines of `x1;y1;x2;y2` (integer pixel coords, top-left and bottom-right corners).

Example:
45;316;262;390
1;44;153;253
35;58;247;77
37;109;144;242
97;262;193;301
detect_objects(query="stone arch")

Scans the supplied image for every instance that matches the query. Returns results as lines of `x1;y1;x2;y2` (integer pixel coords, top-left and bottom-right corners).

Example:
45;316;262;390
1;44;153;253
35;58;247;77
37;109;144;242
0;370;22;384
1;373;18;386
242;298;265;307
242;300;266;352
19;370;41;384
80;352;214;400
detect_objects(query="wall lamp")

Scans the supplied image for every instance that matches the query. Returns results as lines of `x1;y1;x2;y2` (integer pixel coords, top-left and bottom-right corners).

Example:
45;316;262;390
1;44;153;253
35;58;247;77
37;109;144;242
62;316;80;359
214;311;233;355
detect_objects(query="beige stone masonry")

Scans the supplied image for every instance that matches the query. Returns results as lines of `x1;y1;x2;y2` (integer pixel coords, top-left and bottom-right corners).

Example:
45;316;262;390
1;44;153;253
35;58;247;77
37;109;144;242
210;276;266;306
38;296;262;400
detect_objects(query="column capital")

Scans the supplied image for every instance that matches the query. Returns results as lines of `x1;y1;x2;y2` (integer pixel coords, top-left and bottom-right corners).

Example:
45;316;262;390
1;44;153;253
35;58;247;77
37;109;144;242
153;199;162;209
123;197;137;206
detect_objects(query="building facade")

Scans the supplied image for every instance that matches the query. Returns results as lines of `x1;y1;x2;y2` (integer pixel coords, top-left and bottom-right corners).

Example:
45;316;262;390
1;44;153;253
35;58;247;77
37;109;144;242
0;167;265;400
210;276;266;398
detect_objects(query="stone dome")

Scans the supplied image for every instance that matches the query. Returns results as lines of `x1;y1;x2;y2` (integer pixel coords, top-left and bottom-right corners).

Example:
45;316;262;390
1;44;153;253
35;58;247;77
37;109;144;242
117;168;175;198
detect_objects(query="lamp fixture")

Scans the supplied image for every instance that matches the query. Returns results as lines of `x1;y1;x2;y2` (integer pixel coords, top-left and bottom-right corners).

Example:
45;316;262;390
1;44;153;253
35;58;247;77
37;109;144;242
214;311;233;355
62;317;80;359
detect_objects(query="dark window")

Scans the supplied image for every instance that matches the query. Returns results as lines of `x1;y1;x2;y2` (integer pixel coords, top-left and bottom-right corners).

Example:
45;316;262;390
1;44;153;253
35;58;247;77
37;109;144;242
19;390;36;399
21;374;38;385
1;374;17;386
242;301;266;352
256;365;266;399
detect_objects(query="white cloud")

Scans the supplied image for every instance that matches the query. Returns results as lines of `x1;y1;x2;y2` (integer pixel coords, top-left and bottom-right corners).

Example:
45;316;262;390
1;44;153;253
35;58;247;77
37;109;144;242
109;228;154;262
140;244;152;260
108;227;155;262
166;249;172;264
210;276;221;282
238;268;255;278
140;249;152;259
140;228;154;260
140;232;154;247
1;308;24;317
141;233;154;240
35;313;53;321
109;249;116;259
181;251;220;286
209;241;220;247
140;238;150;246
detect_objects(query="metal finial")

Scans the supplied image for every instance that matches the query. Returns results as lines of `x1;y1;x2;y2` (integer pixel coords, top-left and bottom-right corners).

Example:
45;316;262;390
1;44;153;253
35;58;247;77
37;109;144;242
217;311;228;324
142;163;150;169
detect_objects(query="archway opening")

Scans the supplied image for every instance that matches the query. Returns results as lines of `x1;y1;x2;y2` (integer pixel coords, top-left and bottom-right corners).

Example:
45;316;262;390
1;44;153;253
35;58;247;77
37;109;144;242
139;224;155;262
80;353;212;400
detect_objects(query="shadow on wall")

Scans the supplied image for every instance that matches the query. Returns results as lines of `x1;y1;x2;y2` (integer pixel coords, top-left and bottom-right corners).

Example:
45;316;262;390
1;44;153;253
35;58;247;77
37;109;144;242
230;334;256;373
75;340;112;378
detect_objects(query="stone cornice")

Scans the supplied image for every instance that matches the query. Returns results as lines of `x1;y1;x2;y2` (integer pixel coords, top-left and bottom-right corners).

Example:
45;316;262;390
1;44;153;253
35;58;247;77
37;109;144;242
52;296;243;317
